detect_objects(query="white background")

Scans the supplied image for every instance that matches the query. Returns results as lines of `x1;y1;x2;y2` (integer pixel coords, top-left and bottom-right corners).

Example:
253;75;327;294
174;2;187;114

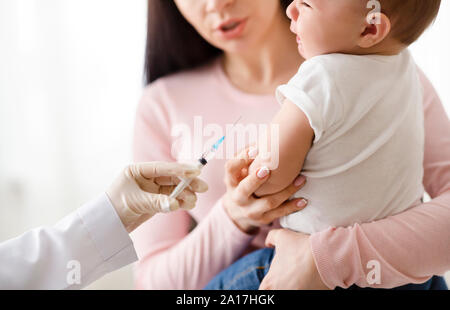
0;0;449;289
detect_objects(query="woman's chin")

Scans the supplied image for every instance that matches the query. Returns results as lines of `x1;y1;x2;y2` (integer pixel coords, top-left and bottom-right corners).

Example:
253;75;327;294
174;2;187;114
212;24;270;55
217;39;254;55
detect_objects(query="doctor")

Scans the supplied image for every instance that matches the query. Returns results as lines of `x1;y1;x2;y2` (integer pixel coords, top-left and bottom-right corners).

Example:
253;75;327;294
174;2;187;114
0;162;208;289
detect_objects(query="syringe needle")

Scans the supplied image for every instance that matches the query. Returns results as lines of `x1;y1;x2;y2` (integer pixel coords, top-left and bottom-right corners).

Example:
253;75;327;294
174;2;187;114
231;116;242;128
169;116;243;203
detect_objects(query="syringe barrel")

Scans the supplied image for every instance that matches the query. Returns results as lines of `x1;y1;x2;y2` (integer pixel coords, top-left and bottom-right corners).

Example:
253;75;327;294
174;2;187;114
169;160;206;200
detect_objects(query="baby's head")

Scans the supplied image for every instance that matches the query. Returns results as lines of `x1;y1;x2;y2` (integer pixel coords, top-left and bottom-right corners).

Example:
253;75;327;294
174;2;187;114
287;0;441;59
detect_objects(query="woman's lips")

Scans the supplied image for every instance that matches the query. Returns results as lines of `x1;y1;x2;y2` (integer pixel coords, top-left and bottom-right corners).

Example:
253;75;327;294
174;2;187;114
216;18;248;40
296;35;301;44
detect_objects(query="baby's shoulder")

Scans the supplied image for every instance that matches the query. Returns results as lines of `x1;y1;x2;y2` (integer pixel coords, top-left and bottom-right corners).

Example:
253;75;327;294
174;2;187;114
300;53;368;77
289;54;352;96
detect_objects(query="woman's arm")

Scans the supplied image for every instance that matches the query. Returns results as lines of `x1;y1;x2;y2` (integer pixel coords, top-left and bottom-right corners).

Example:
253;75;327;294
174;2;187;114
133;199;255;289
131;86;255;289
310;69;450;289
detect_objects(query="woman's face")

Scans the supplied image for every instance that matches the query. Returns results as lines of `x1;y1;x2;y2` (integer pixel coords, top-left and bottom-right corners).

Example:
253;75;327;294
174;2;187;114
174;0;286;53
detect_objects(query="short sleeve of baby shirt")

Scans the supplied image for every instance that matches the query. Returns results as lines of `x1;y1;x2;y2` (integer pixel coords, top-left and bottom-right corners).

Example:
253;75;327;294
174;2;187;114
276;56;344;144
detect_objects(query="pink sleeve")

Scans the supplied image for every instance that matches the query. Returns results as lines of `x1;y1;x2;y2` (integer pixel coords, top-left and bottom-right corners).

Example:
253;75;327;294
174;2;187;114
133;199;254;289
310;69;450;289
131;86;254;289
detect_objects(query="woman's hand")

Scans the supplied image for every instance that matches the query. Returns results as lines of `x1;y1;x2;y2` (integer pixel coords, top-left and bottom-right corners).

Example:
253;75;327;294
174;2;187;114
223;148;309;234
106;162;208;233
259;229;330;290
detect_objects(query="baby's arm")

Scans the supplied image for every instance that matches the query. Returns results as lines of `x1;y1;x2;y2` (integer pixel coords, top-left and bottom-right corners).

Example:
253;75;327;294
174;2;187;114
250;99;315;197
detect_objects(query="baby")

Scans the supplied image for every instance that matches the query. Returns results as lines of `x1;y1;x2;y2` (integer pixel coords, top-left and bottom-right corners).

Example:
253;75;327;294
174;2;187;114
205;0;441;289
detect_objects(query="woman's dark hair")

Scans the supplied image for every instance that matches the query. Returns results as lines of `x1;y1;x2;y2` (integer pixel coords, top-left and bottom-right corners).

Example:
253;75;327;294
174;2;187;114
145;0;292;84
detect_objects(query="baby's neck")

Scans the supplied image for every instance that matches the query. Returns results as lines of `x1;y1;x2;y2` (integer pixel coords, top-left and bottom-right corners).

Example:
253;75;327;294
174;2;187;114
350;39;406;57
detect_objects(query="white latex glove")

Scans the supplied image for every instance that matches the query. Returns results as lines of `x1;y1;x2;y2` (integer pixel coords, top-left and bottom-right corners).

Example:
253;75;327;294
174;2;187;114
106;162;208;233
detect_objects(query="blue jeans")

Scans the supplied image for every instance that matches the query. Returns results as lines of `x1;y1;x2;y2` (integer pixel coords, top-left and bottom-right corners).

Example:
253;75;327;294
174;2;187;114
204;248;448;290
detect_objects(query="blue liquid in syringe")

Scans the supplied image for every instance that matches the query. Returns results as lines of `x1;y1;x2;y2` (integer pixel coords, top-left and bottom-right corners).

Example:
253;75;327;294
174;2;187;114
212;136;225;151
202;136;225;163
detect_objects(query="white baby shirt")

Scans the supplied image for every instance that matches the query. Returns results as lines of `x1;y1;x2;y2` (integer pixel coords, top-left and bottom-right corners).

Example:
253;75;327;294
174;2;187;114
276;50;425;234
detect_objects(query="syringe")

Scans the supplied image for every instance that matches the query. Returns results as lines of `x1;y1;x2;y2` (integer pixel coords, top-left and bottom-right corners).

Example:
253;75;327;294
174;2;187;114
169;117;242;202
169;136;225;200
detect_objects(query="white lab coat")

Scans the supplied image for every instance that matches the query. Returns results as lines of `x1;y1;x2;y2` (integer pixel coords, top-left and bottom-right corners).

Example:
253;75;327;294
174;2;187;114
0;193;138;289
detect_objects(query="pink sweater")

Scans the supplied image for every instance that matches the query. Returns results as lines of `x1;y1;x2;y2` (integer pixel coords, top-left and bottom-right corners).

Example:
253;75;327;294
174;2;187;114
131;57;450;289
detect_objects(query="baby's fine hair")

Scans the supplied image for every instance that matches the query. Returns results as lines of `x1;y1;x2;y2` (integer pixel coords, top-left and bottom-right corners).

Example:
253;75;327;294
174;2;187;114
377;0;441;45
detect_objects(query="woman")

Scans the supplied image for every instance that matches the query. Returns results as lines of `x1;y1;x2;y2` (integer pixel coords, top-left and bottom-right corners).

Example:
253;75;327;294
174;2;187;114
132;0;450;289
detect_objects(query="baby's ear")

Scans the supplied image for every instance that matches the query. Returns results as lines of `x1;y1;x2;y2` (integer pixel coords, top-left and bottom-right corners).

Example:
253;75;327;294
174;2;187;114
357;12;391;49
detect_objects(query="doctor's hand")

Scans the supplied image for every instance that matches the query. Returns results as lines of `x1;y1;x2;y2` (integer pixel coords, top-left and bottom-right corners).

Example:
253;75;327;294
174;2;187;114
106;162;208;233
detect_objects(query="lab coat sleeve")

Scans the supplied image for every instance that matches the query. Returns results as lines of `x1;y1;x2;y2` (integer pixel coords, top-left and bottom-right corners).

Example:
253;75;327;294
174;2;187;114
0;193;138;289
